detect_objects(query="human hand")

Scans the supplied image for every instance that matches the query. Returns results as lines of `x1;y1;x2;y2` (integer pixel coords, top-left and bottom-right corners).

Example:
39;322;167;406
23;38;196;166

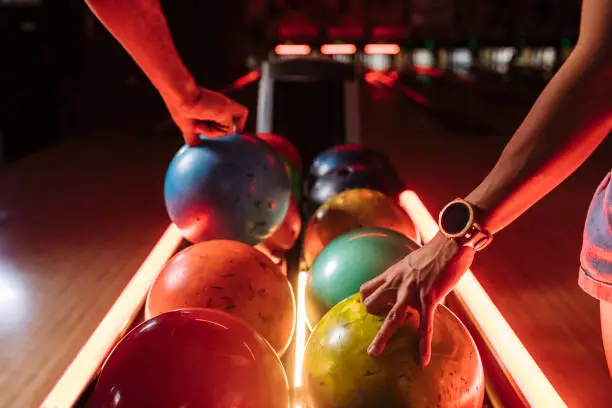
164;87;248;146
359;232;475;366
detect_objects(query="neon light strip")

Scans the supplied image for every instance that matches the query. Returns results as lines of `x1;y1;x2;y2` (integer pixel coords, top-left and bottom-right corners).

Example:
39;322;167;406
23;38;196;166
399;190;567;408
41;224;184;408
292;271;309;408
219;70;261;93
321;44;357;55
275;44;311;56
364;43;400;55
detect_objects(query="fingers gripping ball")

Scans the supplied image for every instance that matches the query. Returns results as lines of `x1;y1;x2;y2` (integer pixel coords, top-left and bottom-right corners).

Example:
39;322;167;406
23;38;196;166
308;227;419;322
164;133;291;245
303;294;485;408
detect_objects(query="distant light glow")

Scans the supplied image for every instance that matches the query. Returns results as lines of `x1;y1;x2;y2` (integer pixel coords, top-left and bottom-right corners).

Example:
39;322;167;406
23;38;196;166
0;262;30;333
275;44;311;56
321;44;356;55
364;44;400;55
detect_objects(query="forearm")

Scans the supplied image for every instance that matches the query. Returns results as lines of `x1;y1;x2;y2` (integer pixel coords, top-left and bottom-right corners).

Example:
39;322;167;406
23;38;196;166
85;0;197;106
465;46;612;234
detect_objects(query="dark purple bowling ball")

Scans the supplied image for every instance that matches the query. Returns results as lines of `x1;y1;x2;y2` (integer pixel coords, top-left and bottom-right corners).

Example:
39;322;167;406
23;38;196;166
308;164;399;214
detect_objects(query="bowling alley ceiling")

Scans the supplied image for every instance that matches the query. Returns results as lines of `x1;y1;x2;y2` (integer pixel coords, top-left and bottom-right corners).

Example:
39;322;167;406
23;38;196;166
250;0;583;42
391;0;582;41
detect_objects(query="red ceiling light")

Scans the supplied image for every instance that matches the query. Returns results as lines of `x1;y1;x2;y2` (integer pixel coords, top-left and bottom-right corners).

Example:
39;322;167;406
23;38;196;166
321;44;357;55
274;44;311;56
364;43;401;55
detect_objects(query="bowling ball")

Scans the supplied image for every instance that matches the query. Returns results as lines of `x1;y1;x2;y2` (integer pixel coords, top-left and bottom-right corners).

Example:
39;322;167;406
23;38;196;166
309;227;418;313
303;294;485;408
257;132;302;175
257;194;302;259
145;240;296;356
284;158;303;201
88;309;290;408
309;144;381;178
164;132;291;245
308;164;398;215
303;188;419;267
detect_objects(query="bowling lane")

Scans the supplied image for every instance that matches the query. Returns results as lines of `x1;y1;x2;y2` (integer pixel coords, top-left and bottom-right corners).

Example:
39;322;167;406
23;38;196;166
0;123;182;407
398;69;535;136
363;76;612;407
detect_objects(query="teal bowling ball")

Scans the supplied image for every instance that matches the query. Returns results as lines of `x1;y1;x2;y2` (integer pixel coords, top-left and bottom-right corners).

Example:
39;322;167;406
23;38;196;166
164;133;291;245
309;227;419;312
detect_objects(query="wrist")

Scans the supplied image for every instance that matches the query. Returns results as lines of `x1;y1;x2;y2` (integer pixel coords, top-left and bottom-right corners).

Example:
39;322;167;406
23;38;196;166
160;75;199;109
463;192;490;215
431;230;460;251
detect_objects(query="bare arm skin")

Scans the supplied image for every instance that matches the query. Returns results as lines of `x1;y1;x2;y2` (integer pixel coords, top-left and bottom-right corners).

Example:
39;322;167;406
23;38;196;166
361;0;612;364
467;42;612;231
85;0;248;144
85;0;197;106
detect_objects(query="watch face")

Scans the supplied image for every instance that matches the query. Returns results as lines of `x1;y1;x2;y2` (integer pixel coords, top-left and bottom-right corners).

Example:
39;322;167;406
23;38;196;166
441;201;471;235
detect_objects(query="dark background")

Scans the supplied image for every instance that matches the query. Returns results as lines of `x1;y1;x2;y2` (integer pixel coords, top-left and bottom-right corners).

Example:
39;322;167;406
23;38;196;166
0;0;582;162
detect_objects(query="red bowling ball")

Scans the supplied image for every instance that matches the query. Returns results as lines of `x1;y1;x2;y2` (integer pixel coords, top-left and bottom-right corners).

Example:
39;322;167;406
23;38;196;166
256;132;303;176
258;195;302;257
87;309;290;408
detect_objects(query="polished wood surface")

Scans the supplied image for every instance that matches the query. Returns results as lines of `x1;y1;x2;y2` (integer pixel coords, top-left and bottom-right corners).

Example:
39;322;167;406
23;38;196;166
361;84;612;407
0;126;181;408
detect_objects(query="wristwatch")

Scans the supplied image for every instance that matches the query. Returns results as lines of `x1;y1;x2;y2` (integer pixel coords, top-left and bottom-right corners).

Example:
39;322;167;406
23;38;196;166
438;198;493;251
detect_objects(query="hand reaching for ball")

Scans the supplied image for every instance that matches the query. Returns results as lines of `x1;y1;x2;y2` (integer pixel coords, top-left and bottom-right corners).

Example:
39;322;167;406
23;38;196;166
360;232;476;366
164;87;249;146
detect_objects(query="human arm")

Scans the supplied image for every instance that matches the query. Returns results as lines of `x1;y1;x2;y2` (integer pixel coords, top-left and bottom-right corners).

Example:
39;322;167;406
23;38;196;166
84;0;248;144
361;0;612;365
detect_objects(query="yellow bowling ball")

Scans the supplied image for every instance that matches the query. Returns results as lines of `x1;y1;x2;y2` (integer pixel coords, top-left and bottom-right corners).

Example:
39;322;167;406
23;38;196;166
303;294;485;408
302;188;419;267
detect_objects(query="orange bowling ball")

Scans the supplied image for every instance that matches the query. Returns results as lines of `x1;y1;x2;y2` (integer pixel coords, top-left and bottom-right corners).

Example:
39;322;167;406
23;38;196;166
258;195;302;258
87;309;290;408
145;240;296;356
303;188;419;267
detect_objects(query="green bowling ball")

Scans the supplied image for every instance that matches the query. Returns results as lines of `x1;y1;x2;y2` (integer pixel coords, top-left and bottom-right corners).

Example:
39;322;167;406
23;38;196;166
283;159;302;201
303;294;485;408
309;227;418;313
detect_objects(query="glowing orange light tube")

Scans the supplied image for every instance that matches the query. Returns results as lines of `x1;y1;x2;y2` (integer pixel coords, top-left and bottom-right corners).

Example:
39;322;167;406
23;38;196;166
364;43;400;55
275;44;311;56
399;190;567;408
292;271;309;408
321;43;357;55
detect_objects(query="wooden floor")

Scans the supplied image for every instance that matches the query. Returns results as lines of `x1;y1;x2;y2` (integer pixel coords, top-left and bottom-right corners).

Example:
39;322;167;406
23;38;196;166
0;74;610;407
0;124;182;408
